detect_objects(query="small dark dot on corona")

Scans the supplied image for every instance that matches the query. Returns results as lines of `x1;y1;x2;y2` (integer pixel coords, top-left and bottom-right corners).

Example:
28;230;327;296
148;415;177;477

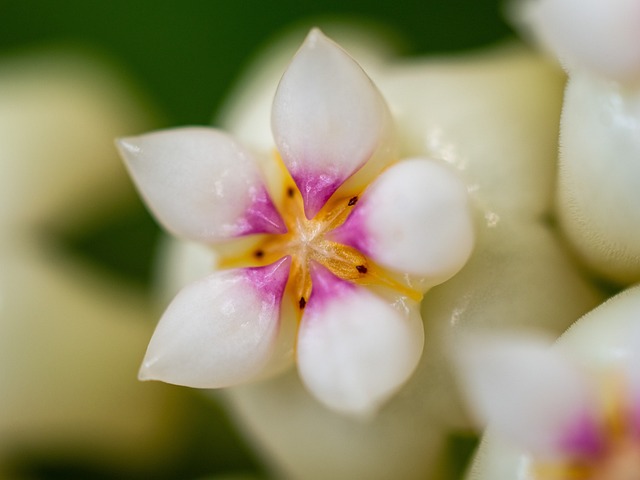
287;187;295;198
299;297;307;309
356;265;368;274
348;196;358;206
254;249;264;258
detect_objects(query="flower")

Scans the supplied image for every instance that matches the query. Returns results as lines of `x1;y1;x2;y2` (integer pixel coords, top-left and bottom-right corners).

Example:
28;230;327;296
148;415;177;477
158;29;603;479
516;0;640;83
456;286;640;480
514;0;640;285
117;28;475;416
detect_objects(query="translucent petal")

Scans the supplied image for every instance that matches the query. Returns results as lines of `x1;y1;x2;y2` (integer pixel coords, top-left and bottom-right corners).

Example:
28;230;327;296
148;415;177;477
117;127;285;243
139;257;291;388
521;0;640;82
454;333;603;458
376;47;565;222
296;264;424;416
224;371;446;480
332;158;474;286
556;285;640;439
556;73;640;285
468;286;640;480
272;28;392;219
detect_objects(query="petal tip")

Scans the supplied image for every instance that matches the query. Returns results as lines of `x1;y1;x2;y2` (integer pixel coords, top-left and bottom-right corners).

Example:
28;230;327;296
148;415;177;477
303;27;329;48
115;136;141;158
137;360;156;382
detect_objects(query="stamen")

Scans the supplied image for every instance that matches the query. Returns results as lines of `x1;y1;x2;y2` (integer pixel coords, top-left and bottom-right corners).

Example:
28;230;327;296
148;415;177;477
218;151;423;312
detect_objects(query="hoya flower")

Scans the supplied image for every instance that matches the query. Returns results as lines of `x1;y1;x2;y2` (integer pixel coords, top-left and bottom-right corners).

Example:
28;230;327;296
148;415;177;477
458;285;640;480
155;27;603;479
515;0;640;285
516;0;640;83
118;28;475;416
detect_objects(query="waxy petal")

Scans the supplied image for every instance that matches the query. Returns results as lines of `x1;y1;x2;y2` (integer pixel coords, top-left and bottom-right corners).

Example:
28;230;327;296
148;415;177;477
332;158;474;286
296;265;424;416
556;73;640;285
117;127;285;243
454;333;603;458
521;0;640;82
139;257;291;388
272;28;391;219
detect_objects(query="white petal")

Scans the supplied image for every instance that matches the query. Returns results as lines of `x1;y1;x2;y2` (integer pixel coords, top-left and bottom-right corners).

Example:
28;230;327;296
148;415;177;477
376;47;565;222
224;371;447;480
522;0;640;82
556;285;640;439
467;286;640;480
296;264;424;416
272;28;392;219
453;333;602;458
117;127;285;243
556;73;640;285
139;257;291;388
332;158;474;286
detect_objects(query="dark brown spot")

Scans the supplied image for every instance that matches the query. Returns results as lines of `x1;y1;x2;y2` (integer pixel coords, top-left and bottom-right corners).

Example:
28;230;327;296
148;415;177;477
254;249;264;259
348;196;358;206
356;265;368;274
287;187;295;198
299;296;307;309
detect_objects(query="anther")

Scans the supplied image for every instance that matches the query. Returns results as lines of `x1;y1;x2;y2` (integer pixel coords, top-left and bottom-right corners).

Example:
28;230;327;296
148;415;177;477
287;187;295;198
348;196;358;206
299;296;307;309
254;249;264;259
356;265;368;274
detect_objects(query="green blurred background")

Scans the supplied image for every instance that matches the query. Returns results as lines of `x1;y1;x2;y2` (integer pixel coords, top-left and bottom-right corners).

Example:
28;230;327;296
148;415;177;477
0;1;512;478
1;0;512;125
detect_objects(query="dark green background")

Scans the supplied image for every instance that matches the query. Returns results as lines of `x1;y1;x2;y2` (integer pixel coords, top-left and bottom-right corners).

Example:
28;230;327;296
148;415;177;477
0;0;513;126
0;1;511;478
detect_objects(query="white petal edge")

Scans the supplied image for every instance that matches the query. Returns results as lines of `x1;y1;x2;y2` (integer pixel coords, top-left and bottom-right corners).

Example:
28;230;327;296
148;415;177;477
332;158;474;286
272;28;392;219
296;264;424;416
139;257;291;388
521;0;640;82
453;332;601;458
117;127;285;243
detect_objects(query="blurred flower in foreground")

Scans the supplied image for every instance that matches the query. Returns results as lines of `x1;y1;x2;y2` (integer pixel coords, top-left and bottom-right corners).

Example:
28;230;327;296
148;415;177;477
516;0;640;285
159;24;602;479
0;49;184;474
463;286;640;480
118;28;475;417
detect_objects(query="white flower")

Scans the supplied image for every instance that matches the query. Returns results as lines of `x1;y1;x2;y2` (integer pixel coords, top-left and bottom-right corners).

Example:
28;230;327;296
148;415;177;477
117;28;475;417
516;0;640;83
157;30;602;479
459;286;640;480
515;0;640;285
